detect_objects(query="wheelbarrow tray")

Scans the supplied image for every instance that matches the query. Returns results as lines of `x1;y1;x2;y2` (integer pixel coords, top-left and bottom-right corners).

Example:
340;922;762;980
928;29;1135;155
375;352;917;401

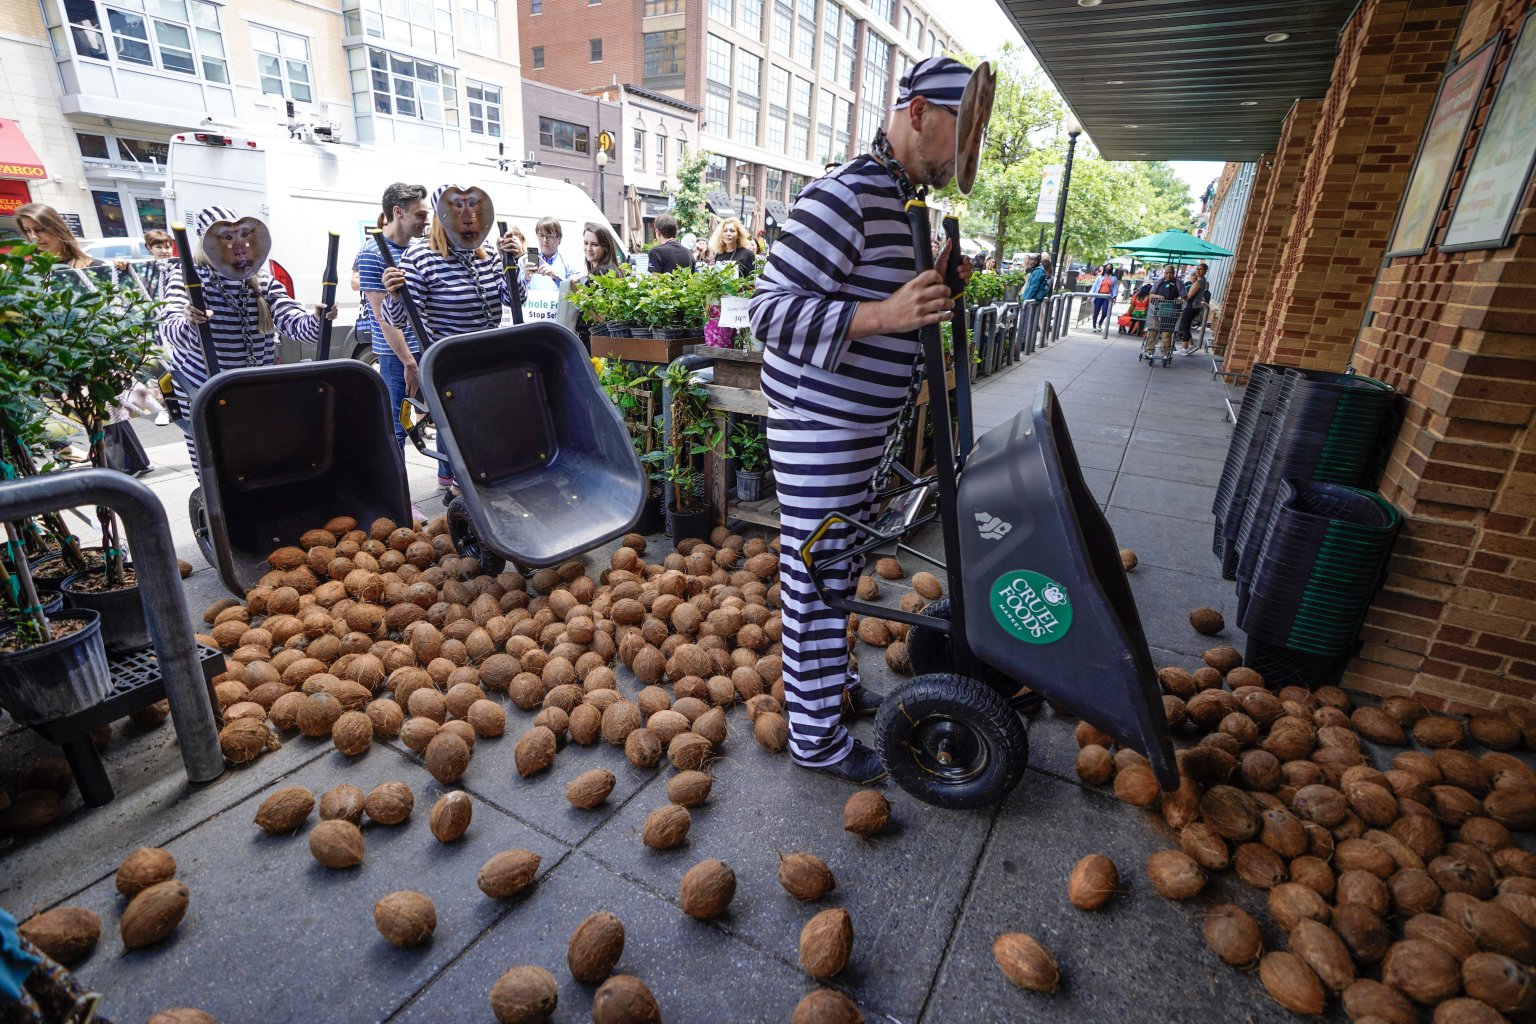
190;361;409;595
955;382;1178;788
419;321;646;567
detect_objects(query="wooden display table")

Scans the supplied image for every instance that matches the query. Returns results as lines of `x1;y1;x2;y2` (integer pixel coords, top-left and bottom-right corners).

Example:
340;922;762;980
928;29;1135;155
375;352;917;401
591;334;695;364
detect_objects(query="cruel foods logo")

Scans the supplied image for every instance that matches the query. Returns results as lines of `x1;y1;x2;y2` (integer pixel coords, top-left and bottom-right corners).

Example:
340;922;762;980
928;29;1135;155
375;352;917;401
990;570;1072;645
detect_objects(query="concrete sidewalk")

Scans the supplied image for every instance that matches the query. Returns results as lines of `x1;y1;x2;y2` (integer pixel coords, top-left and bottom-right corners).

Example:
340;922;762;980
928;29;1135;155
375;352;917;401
3;323;1312;1024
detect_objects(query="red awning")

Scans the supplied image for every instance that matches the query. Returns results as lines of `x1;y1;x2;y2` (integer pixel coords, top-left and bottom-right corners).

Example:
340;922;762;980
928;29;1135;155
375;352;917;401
0;179;31;215
0;120;47;180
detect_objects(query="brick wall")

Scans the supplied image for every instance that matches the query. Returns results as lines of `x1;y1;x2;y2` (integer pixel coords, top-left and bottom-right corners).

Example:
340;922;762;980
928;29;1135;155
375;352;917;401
1336;0;1536;712
1208;157;1273;350
1251;0;1465;371
1217;101;1320;376
518;0;644;94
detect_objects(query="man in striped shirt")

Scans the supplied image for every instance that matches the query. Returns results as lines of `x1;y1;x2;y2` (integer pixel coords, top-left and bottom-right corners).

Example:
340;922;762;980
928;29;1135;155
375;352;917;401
750;56;974;784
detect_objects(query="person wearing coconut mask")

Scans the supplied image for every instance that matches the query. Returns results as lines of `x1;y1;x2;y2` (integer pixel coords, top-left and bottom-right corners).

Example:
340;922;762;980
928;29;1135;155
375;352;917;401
748;55;981;785
380;184;524;494
159;205;335;466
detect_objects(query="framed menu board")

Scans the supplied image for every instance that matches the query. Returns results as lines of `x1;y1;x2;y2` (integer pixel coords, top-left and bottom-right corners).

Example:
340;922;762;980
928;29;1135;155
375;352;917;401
1385;35;1499;258
1443;9;1536;252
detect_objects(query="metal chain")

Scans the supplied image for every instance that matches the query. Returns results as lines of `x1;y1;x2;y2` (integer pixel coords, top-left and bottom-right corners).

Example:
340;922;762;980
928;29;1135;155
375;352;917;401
206;272;258;367
451;248;497;327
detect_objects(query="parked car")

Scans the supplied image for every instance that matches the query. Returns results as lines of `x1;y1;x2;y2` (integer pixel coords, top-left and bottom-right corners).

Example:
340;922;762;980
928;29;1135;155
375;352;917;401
80;237;153;261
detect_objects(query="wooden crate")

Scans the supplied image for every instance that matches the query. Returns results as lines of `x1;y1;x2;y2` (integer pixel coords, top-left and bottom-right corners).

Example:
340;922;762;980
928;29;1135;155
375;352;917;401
686;344;763;390
592;334;690;364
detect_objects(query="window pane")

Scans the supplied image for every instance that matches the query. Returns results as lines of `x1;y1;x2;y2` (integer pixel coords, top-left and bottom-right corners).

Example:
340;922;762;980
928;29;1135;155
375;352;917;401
257;53;280;76
251;26;276;51
281;34;307;58
202;56;228;82
76;133;111;159
287;59;309;83
155;0;186;20
290;80;312;101
191;0;217;28
109;9;148;38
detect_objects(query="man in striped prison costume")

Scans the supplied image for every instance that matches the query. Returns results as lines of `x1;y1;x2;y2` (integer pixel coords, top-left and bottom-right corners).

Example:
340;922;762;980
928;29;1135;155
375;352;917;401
749;56;975;784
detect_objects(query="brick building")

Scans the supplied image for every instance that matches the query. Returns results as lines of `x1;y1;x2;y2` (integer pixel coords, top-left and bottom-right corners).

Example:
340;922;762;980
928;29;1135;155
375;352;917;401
1;0;525;239
517;0;955;231
1205;0;1536;713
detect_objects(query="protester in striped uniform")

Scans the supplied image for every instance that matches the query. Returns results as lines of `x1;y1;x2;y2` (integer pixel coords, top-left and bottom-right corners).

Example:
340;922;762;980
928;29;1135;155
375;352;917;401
748;56;974;784
159;206;335;466
380;184;525;490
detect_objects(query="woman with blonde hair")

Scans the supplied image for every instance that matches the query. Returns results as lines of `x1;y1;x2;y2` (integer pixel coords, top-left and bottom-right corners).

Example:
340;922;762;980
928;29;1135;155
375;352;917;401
15;203;95;268
708;216;756;277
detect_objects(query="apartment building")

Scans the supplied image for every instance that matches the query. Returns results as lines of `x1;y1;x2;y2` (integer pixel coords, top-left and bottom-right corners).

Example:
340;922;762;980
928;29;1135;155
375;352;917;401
0;0;524;240
518;0;954;231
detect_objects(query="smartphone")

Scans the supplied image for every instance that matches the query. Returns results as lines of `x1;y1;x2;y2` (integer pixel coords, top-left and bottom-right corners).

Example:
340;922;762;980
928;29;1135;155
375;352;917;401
524;252;539;271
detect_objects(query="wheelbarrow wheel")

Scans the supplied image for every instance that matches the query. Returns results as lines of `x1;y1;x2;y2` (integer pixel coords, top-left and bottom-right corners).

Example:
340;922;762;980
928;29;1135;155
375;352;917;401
874;673;1029;809
908;598;1043;713
445;496;506;578
188;487;215;569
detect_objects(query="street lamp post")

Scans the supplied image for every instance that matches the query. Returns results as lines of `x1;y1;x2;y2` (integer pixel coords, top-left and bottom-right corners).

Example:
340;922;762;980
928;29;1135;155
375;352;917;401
596;149;609;215
738;172;749;222
1049;115;1082;288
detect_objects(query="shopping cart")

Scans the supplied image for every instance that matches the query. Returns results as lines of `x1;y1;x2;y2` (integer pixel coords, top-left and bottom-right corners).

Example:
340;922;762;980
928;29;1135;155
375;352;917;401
1140;299;1181;367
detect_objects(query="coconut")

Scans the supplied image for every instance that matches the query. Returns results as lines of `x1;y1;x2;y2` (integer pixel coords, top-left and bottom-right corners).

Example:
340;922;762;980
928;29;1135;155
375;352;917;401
670;732;714;771
1383;939;1464;1005
1337;837;1397;879
1290;857;1336;901
642;803;691;849
1353;707;1408;745
514;726;557;778
1241;751;1284;793
1180;822;1231;871
843;790;891;837
753;713;789;753
693;707;728;748
569;704;602;745
679;858;736;919
992;932;1059;992
489;964;559;1024
1291;784;1348;827
1204;904;1262;968
116;847;177;898
1114;765;1161;807
427;791;472;843
1484;788;1536;832
1269;882;1331;932
316;783;364;824
1469;714;1522;751
1461;952;1536;1016
797;907;854;980
1341;979;1418;1024
1202;785;1261;841
1148;849;1206;900
1076;744;1116;785
601;701;643;747
309;819;364;868
359;781;413;826
374;891;436;948
220;717;279;764
1447;896;1536;963
791;989;863;1024
591;975;660;1024
1189;607;1225;635
1119;548;1137;571
1389;867;1443;917
1333;903;1392;965
254;786;315;835
477;849;541;899
1288;917;1354;994
624;728;663;770
1158;666;1198;699
422;731;471;785
1415;716;1467;750
567;911;625;984
399;717;439;755
667;770;713;808
1067;854;1119;911
1433;997;1512;1024
1258;951;1325;1015
119;879;190;950
18;906;101;965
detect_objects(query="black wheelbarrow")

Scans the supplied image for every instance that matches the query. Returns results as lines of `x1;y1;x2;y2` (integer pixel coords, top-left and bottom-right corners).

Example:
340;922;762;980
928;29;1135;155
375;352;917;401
416;321;647;570
803;212;1178;809
188;361;410;595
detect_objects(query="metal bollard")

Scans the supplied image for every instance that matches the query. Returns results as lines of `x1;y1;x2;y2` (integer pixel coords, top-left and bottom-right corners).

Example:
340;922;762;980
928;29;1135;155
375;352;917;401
0;469;223;783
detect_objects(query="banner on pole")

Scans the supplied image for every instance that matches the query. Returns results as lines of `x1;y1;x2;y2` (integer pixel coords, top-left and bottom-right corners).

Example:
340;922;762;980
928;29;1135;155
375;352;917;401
1035;165;1063;224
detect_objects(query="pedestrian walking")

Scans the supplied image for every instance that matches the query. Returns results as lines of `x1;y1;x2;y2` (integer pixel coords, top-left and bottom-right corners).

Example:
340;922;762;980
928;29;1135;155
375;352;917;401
357;182;429;449
645;213;694;273
749;55;980;784
1176;262;1210;354
1090;262;1116;330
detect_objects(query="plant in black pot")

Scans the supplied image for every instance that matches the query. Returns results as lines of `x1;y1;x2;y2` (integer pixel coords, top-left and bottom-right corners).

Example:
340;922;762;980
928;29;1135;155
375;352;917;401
35;249;160;655
728;420;771;502
644;359;720;544
0;246;113;721
600;359;665;534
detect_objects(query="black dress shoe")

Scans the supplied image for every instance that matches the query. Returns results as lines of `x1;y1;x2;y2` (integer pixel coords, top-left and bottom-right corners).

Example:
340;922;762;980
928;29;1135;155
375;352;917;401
801;739;888;785
842;682;883;717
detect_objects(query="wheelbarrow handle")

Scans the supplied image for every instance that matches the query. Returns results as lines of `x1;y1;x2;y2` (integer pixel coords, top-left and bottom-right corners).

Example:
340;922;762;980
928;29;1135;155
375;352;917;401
497;220;524;325
171;222;219;383
370;229;432;352
941;214;975;456
317;230;339;362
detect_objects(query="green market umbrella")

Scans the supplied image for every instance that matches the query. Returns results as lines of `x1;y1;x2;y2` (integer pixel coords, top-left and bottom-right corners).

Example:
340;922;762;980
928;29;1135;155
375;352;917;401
1111;229;1234;260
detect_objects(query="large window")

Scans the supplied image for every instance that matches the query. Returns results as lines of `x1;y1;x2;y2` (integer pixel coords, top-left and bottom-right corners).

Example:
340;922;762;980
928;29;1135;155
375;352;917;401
643;29;684;86
858;35;890;149
58;0;228;82
589;37;602;62
795;0;814;66
765;167;783;201
539;116;589;153
834;95;850;162
644;0;683;12
706;85;731;136
839;10;856;89
820;2;838;79
360;47;458;125
530;0;541;11
655;125;667;174
868;0;894;23
767;66;789;155
706;34;732;85
789;173;808;200
76;132;169;166
737;0;762;37
531;45;544;68
772;2;791;52
736;49;760;98
462;0;499;57
708;0;732;20
467;80;501;137
342;0;455;58
252;25;312;103
735;100;759;146
791;76;812;159
633;128;645;171
706;153;729;188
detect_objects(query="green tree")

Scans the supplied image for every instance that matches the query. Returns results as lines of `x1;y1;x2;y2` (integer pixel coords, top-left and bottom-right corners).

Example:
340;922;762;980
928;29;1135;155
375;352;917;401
671;149;713;241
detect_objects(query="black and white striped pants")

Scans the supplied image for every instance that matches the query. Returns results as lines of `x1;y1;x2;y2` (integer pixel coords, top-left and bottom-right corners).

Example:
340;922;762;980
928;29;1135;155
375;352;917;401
767;417;887;767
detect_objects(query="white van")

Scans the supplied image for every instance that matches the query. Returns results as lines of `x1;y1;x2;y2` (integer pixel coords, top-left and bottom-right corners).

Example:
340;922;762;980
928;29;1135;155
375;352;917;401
163;126;614;362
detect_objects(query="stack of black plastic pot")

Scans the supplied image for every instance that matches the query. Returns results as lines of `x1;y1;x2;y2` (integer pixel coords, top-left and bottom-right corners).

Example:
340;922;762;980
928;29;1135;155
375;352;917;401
1212;367;1401;686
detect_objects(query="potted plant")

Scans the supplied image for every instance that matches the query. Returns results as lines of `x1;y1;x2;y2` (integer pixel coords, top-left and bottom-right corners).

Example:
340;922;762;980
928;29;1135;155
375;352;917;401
599;360;665;533
36;251;160;655
0;247;112;722
728;421;770;502
643;359;720;543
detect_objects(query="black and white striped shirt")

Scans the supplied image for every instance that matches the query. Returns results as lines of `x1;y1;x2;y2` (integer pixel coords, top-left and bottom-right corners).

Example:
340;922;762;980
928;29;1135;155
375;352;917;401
750;154;923;432
382;245;522;345
159;264;322;392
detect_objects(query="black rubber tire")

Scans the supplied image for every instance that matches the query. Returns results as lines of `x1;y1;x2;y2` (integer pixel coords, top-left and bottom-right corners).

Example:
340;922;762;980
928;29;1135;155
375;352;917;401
445;496;506;577
874;673;1030;809
907;596;954;677
188;487;215;569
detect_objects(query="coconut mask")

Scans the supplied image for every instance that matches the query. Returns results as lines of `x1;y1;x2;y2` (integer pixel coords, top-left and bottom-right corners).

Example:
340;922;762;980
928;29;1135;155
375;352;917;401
435;185;494;251
201;217;272;281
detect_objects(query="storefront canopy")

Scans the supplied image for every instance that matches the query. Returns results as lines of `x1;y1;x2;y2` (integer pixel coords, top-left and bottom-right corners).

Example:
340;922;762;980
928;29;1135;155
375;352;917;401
996;0;1359;161
0;119;46;180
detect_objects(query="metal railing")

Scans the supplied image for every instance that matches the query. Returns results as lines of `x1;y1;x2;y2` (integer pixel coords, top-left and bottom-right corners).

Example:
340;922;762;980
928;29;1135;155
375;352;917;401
0;470;223;783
